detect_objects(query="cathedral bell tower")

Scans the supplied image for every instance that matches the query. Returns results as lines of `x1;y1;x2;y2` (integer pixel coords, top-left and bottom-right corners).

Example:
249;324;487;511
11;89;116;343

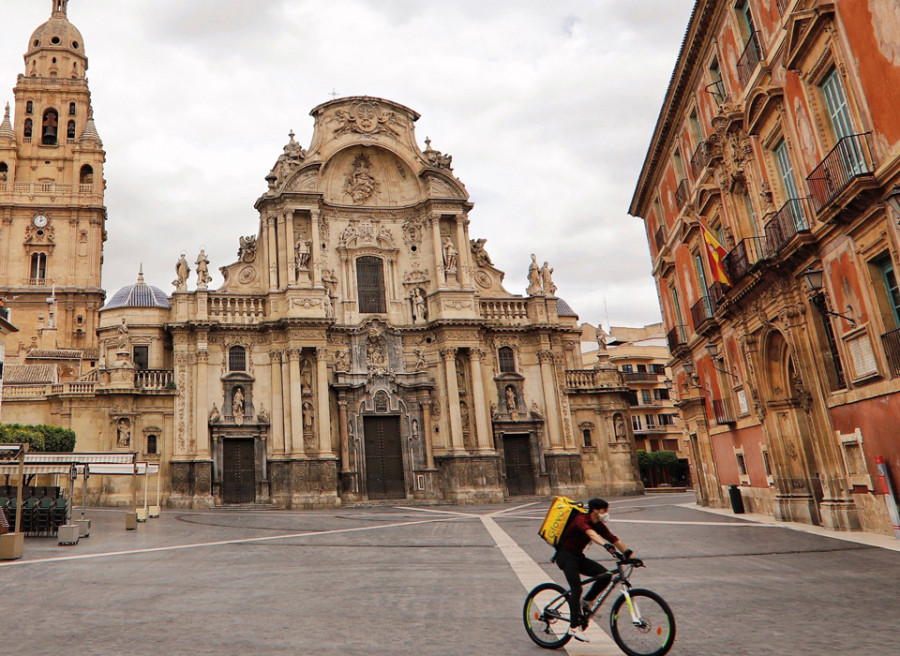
0;0;106;355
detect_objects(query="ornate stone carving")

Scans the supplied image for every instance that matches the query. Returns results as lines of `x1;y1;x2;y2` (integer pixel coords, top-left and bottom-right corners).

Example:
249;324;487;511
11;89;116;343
422;136;453;169
402;217;425;250
238;235;257;263
195;249;211;288
527;254;542;295
173;252;190;291
332;100;402;139
343;154;379;204
470;238;492;267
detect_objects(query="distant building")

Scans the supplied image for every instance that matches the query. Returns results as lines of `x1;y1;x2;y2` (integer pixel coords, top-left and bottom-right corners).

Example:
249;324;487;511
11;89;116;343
631;0;900;535
0;300;18;421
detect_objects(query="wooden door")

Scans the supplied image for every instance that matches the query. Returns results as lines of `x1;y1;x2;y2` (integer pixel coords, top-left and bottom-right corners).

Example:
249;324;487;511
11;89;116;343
503;434;535;496
223;438;255;504
363;416;405;499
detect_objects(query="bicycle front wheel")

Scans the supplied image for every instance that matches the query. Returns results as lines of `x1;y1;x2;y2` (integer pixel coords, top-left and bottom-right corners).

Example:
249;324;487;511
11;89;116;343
523;582;573;649
609;588;675;656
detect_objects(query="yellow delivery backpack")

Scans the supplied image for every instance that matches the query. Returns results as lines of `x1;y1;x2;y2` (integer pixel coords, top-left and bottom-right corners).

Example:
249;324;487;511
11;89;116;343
538;496;587;548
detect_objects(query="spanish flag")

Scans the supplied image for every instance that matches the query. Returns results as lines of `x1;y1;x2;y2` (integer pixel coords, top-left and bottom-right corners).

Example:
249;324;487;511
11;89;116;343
700;221;732;286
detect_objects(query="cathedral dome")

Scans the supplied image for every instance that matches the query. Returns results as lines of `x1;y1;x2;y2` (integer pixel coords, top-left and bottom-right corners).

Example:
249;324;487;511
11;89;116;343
27;6;85;57
103;269;170;310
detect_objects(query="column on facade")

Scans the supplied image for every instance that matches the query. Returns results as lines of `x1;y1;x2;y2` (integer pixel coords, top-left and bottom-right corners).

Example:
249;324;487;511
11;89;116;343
269;350;285;455
316;348;332;456
309;208;321;287
469;348;492;451
538;350;564;450
194;348;210;458
266;215;278;290
284;209;296;285
338;397;350;472
173;349;190;457
441;348;465;452
454;216;469;286
287;349;304;457
431;214;445;288
421;396;435;469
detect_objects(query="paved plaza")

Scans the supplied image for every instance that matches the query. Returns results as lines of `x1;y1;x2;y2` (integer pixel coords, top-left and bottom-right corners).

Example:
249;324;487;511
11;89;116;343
4;492;899;655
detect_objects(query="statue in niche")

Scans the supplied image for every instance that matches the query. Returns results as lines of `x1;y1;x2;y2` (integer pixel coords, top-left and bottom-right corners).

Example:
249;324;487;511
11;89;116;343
303;402;314;432
442;236;458;271
208;403;221;423
367;337;387;370
322;268;339;294
116;418;131;448
614;415;626;440
174;252;190;291
490;402;498;419
505;386;518;421
116;317;130;351
411;287;427;323
257;404;270;424
323;293;334;318
300;362;312;391
412;348;427;371
295;234;311;269
527;254;542;295
540;261;556;295
411;418;419;439
232;387;245;425
195;250;212;287
470;238;492;267
343;154;379;204
334;348;350;372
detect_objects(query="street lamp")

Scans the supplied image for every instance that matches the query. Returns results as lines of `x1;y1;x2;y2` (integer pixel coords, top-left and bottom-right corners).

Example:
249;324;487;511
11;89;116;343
704;342;739;380
884;185;900;219
801;265;857;328
682;360;700;388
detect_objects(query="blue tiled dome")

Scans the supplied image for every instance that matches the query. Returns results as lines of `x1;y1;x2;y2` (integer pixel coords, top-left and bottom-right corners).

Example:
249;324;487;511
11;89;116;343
103;269;170;310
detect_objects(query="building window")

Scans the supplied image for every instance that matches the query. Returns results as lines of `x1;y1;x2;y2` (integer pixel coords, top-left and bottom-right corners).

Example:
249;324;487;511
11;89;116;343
356;256;386;313
67;120;76;139
146;434;158;455
582;428;592;447
631;415;642;431
626;390;639;406
498;346;516;373
774;139;802;202
636;363;647;373
645;414;656;429
30;252;47;281
24;118;33;138
26;100;33;115
69;102;77;116
621;364;633;373
760;445;773;486
133;345;149;370
80;164;93;184
707;56;725;103
654;388;670;401
651;363;666;374
41;108;58;145
229;345;247;372
0;161;7;179
641;389;652;404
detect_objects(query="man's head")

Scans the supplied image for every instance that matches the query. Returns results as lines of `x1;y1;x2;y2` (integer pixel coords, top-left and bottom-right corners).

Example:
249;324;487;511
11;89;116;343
587;498;609;521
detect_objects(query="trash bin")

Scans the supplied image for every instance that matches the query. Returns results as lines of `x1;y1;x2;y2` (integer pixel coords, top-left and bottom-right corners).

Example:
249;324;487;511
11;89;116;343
728;484;745;514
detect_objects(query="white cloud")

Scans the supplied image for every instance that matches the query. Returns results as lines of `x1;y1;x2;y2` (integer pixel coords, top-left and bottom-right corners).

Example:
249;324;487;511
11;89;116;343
0;0;692;329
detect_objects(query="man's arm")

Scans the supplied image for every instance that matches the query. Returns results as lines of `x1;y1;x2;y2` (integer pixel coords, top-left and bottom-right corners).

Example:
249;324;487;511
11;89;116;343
584;529;627;554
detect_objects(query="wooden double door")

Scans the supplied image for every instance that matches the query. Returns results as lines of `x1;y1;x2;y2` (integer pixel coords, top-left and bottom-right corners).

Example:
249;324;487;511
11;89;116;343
503;434;535;496
363;416;406;499
222;438;256;504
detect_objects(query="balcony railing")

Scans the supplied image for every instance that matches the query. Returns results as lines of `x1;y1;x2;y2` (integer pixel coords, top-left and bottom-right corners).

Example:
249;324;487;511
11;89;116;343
565;369;602;389
806;132;876;213
882;328;900;378
737;31;764;88
712;398;737;425
705;80;726;104
0;306;8;321
134;369;175;389
25;278;50;286
480;298;528;324
622;371;661;383
764;197;812;254
690;140;708;180
208;295;267;324
654;224;668;252
666;324;688;352
675;178;689;210
690;296;716;329
723;236;770;283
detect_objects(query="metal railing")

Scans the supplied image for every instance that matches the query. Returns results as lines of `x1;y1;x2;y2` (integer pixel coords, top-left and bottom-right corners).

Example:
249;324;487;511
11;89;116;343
622;371;661;383
882;328;900;378
690;140;708;180
25;278;49;286
690;296;716;328
712;398;737;425
654;224;668;252
705;80;726;104
737;31;764;88
806;132;876;213
764;197;812;254
675;178;689;209
666;324;688;352
723;236;770;283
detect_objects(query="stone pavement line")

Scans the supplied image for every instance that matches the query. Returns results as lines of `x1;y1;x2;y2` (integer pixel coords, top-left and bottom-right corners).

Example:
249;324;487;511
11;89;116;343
682;503;900;553
480;512;623;656
0;515;467;569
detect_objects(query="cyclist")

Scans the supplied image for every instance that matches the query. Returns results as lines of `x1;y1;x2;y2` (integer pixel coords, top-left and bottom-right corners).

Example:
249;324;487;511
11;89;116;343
555;498;633;642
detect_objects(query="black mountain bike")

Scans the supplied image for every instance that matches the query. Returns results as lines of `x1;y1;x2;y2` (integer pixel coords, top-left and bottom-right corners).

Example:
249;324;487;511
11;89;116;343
523;547;675;656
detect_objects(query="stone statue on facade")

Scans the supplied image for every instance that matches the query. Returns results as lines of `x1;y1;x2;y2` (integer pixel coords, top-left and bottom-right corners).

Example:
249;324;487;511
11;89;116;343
323;293;334;318
614;415;626;440
238;235;257;262
232;387;245;426
411;287;427;323
470;238;492;267
334;348;350;372
174;253;190;291
116;418;131;448
295;234;311;270
412;347;427;371
195;249;212;288
540;261;557;295
527;254;542;295
208;403;221;423
256;404;270;424
505;386;518;421
596;324;608;351
117;317;130;351
442;236;458;272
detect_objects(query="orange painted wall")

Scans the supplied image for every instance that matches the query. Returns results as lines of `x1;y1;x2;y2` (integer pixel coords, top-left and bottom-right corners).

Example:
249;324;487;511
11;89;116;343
711;424;767;487
828;394;900;493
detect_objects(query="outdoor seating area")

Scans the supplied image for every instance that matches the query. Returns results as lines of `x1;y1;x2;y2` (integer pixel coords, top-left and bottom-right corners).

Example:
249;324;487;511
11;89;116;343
0;486;69;537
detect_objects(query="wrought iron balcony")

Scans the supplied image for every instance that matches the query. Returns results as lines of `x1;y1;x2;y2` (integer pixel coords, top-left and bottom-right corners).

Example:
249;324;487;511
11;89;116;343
737;31;764;88
654;224;668;252
723;236;770;283
705;80;726;104
806;132;876;213
675;178;689;210
690;296;717;330
764;197;812;254
712;398;737;425
622;371;661;383
690;140;708;180
882;328;900;378
666;324;688;352
0;306;8;321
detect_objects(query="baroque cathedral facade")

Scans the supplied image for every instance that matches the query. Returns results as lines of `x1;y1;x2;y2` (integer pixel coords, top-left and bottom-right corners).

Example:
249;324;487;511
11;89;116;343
1;2;641;507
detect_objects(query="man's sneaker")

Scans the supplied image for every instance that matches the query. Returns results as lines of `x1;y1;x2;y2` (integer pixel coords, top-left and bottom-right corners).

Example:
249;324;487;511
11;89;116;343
567;625;589;642
581;596;595;613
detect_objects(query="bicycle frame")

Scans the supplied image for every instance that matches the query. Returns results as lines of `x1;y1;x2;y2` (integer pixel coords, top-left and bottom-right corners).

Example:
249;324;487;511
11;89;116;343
582;560;643;625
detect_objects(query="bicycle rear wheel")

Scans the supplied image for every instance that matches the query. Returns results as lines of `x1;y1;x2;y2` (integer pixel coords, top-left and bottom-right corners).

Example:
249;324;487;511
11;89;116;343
523;582;573;649
609;588;675;656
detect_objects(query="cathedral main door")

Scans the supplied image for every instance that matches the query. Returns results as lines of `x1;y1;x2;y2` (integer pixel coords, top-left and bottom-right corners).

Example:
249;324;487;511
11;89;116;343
503;434;535;496
222;438;256;504
363;416;405;499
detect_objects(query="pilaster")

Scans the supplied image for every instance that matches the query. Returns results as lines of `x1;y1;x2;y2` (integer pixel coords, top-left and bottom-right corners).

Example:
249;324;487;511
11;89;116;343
441;348;465;452
316;348;332;457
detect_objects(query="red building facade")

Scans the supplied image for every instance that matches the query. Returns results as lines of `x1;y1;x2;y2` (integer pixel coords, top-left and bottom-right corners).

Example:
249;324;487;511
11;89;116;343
631;0;900;535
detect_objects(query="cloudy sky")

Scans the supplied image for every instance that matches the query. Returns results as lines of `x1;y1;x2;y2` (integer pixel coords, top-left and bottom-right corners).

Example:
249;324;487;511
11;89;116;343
1;0;694;330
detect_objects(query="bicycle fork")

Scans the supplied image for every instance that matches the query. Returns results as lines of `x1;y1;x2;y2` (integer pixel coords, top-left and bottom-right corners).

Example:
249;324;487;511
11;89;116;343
619;587;645;626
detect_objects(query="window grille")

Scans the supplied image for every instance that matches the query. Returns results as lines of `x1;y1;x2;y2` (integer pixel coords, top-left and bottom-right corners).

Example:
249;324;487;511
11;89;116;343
229;346;247;372
498;347;515;373
357;256;386;313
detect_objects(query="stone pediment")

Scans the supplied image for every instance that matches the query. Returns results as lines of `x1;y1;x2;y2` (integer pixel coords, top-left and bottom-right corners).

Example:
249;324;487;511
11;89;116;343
422;171;467;200
784;6;835;71
320;146;422;207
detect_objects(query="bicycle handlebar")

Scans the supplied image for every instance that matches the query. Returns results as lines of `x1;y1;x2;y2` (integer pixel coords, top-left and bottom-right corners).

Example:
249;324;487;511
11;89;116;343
603;543;644;568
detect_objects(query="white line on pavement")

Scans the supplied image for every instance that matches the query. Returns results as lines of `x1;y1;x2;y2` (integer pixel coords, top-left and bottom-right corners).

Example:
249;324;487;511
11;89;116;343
480;514;623;656
394;506;477;517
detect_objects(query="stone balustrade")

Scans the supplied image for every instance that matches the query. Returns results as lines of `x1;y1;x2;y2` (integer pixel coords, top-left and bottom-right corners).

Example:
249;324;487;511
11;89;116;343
565;369;601;389
208;295;266;324
134;369;174;389
479;298;529;324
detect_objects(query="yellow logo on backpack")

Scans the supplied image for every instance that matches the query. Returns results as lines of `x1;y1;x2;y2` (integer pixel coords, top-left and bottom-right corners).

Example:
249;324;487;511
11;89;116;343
538;496;587;547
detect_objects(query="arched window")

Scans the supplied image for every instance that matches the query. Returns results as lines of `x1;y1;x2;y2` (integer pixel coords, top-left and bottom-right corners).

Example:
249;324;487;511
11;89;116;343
25;100;33;115
229;345;247;372
24;119;33;138
67;120;76;139
69;102;76;116
41;108;58;145
356;256;386;313
30;252;47;281
146;434;158;455
498;346;516;373
79;164;93;184
0;162;7;181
